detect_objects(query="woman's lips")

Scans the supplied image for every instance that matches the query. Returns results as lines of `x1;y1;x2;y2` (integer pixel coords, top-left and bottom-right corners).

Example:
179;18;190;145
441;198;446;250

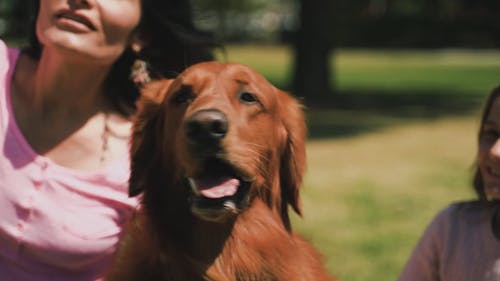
55;11;96;31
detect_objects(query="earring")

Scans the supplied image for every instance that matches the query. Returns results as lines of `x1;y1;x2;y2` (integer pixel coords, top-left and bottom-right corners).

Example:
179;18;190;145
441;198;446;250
129;38;150;87
130;59;151;88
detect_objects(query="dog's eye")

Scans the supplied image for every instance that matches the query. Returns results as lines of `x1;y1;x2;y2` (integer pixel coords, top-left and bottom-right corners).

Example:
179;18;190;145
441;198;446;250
239;92;259;104
172;87;193;104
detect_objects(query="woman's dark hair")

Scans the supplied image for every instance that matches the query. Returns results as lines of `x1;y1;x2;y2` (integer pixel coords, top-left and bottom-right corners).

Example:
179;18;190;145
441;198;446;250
473;85;500;200
24;0;216;116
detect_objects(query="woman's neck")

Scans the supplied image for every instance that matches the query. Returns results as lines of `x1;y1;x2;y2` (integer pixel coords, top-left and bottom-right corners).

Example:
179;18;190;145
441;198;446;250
10;49;131;168
17;48;113;118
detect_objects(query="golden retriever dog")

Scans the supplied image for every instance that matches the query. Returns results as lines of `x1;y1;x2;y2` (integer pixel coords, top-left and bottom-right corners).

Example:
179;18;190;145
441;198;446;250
106;62;335;281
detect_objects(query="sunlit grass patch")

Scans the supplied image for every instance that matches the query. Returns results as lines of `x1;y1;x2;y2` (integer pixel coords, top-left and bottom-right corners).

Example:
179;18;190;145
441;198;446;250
222;45;500;96
292;116;477;280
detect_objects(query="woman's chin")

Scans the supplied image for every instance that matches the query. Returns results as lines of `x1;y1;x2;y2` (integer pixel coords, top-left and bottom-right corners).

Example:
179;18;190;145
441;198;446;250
39;31;126;65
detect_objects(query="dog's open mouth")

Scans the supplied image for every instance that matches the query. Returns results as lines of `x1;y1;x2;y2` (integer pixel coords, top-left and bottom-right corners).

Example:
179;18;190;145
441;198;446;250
185;158;251;222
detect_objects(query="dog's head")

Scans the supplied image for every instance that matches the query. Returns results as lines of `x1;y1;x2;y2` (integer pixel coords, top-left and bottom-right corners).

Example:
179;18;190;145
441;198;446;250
130;62;306;228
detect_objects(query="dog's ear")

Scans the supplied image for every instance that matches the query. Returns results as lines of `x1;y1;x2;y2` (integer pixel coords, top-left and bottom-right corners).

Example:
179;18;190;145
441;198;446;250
277;89;306;218
129;79;173;197
139;79;174;104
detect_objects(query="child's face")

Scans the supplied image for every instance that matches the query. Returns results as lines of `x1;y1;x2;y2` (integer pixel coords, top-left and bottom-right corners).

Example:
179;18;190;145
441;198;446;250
478;97;500;200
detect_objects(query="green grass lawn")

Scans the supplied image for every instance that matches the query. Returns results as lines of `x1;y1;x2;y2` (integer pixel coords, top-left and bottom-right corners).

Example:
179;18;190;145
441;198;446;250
298;117;477;281
335;49;500;95
219;45;500;96
221;45;500;281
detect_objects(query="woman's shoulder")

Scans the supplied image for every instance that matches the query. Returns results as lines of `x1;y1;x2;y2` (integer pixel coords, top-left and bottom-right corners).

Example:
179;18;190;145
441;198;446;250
0;39;8;73
435;200;491;225
0;39;20;73
0;38;5;51
0;38;14;58
417;201;488;245
448;200;490;213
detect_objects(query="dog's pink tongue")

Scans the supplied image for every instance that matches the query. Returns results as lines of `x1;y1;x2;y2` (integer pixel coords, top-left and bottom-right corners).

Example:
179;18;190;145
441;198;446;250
195;177;239;199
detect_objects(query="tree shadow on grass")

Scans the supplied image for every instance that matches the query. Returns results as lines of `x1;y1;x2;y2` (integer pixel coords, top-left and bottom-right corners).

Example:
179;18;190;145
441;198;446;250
302;89;487;140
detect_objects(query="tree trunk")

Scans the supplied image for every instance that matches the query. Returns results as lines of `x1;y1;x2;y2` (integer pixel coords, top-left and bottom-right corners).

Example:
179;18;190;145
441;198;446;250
292;0;335;103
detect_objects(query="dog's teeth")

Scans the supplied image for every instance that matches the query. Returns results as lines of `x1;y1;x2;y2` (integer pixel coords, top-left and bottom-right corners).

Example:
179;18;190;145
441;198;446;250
187;178;200;196
223;201;237;213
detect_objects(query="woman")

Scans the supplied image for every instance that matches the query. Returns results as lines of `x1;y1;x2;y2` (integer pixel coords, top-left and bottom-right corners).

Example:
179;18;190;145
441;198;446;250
0;0;214;280
397;86;500;281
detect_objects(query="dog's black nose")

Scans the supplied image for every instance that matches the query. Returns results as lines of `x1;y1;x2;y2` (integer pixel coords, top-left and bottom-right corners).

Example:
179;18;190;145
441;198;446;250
185;109;228;143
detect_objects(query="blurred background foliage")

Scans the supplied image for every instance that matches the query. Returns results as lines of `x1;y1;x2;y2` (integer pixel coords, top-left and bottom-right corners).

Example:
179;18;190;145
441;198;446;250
1;0;499;102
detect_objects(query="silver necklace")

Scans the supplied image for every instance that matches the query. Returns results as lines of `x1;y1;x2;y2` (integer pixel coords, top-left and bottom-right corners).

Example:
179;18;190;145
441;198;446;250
99;112;129;164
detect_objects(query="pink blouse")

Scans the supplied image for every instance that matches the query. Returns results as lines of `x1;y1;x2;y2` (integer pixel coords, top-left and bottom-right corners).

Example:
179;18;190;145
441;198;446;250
0;40;138;281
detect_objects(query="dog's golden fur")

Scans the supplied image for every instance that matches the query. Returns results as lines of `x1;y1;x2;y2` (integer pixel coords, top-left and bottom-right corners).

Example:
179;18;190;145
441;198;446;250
105;62;334;281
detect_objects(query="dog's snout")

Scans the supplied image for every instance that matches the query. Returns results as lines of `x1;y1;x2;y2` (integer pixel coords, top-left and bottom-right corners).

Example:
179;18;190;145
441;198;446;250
185;109;228;142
